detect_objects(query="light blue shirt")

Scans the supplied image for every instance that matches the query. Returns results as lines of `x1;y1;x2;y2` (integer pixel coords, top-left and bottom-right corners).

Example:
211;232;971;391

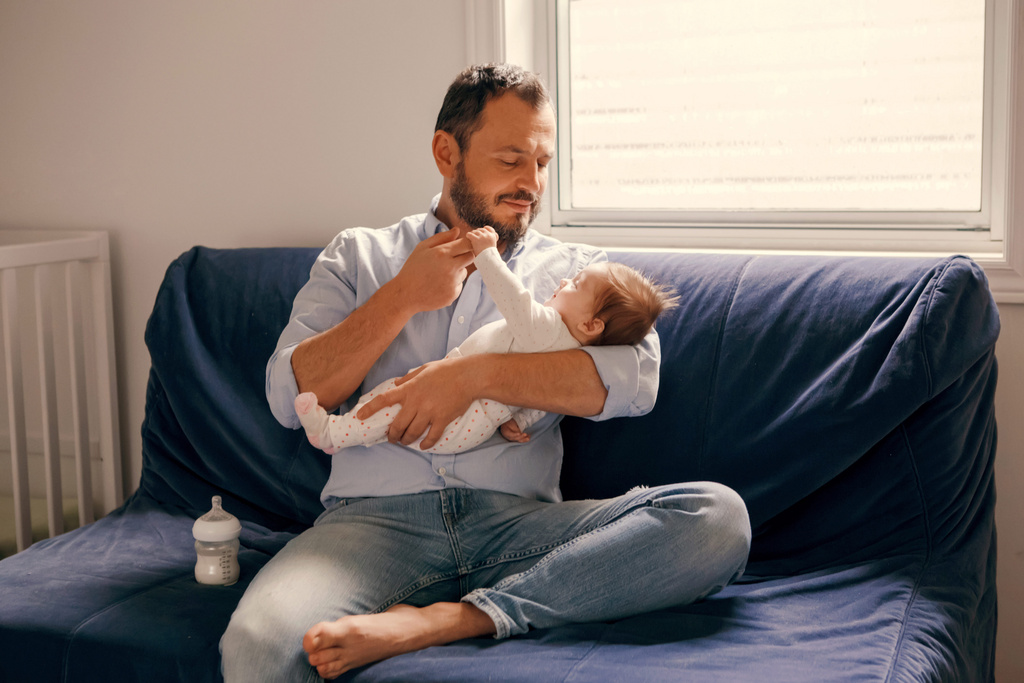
266;196;661;504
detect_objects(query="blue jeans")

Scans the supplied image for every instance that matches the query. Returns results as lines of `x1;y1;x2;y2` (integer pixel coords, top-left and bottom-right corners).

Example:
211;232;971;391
220;483;750;682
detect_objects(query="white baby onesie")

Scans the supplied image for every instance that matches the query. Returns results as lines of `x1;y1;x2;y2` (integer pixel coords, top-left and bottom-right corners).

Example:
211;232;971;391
295;245;581;455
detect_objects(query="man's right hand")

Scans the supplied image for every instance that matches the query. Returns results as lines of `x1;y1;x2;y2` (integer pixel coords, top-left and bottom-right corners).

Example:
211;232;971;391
291;228;473;411
389;227;475;314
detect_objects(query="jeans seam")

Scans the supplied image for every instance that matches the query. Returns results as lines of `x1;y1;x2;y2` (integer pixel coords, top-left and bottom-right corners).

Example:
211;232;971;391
465;498;656;574
372;568;463;614
470;509;648;637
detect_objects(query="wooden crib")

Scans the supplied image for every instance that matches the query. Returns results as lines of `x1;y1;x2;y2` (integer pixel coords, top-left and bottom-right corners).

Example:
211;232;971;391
0;230;121;555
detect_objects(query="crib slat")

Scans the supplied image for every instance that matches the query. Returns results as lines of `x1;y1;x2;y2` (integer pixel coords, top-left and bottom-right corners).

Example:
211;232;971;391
66;261;93;525
35;265;64;538
91;255;122;512
2;268;32;552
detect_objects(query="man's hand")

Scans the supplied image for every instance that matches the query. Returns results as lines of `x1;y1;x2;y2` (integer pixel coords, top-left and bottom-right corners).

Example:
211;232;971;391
290;228;473;410
353;349;608;450
499;419;530;444
465;226;499;257
356;356;480;450
390;227;475;314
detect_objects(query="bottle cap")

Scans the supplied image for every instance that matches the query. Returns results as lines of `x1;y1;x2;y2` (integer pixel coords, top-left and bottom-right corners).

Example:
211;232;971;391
192;495;241;542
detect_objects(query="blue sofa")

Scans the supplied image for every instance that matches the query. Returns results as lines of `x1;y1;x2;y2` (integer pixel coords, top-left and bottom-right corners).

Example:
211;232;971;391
0;245;999;682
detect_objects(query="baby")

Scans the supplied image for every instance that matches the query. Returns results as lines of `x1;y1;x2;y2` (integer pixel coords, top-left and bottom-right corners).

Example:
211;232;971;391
295;226;677;454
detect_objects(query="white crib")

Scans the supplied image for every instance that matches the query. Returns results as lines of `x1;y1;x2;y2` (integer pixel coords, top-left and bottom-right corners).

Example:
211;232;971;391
0;230;121;554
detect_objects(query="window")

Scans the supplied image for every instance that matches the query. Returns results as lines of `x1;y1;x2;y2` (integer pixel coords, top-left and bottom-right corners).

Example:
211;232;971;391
562;0;984;216
486;0;1024;300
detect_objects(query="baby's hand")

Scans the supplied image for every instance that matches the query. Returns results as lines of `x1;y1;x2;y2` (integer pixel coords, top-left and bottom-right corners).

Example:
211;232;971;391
466;226;499;256
499;419;530;443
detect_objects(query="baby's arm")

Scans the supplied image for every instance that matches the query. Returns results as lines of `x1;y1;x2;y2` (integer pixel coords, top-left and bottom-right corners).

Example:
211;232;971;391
499;407;546;443
499;419;530;443
466;228;557;342
466;226;499;256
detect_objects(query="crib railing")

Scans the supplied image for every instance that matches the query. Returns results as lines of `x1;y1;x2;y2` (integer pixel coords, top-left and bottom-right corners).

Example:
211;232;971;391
0;230;121;553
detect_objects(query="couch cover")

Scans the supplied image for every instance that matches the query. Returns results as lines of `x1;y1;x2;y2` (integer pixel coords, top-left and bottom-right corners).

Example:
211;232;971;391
0;246;999;682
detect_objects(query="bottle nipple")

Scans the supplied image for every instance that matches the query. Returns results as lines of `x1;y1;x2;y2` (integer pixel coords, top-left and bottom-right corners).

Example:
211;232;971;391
193;495;241;543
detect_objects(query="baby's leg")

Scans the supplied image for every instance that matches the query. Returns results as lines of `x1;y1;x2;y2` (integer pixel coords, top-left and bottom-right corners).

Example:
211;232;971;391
294;379;399;453
295;393;336;452
426;399;513;454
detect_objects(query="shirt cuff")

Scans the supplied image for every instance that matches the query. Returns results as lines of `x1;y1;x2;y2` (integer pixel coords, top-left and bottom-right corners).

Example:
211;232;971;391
580;342;658;421
266;344;302;429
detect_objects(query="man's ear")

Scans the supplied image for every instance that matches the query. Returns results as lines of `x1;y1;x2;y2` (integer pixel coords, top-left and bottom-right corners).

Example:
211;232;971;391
578;317;605;341
432;130;460;179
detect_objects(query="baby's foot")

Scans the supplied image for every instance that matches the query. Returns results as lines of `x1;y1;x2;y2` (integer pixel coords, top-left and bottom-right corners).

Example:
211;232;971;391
295;393;334;452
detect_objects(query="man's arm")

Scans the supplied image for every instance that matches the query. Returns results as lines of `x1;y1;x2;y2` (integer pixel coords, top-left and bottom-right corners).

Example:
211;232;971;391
269;227;475;424
357;349;607;450
290;280;419;412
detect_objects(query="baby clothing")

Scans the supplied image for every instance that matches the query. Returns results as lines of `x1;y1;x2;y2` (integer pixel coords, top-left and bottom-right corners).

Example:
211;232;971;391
296;245;581;455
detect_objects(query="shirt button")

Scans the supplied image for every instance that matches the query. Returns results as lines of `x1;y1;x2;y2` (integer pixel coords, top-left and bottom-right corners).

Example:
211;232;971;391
438;467;447;476
457;316;465;324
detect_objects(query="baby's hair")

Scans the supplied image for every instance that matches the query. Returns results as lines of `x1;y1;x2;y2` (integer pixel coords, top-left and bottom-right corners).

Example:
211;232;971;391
591;263;679;346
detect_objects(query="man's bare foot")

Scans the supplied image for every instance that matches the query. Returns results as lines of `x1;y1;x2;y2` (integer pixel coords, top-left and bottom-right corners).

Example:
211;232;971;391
302;602;496;680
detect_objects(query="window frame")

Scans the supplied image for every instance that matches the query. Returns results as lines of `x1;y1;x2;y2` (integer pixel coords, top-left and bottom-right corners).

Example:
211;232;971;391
466;0;1024;302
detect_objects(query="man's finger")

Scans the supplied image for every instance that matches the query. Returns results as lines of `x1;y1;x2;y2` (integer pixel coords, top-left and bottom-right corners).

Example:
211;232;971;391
399;414;431;446
419;421;449;451
422;226;461;246
385;404;415;444
356;391;397;420
393;365;425;388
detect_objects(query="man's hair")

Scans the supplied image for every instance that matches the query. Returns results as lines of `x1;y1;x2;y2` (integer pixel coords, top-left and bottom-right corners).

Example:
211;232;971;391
435;63;551;152
591;264;679;347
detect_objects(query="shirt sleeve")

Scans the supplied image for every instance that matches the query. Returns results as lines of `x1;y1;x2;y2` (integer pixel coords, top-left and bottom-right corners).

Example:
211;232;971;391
580;331;661;420
265;232;360;429
574;250;662;421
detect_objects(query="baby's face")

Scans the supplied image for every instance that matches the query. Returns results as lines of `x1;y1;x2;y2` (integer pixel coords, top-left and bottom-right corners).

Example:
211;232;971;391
545;263;608;321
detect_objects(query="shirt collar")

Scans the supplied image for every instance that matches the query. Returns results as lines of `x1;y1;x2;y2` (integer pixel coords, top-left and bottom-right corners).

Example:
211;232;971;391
426;194;447;237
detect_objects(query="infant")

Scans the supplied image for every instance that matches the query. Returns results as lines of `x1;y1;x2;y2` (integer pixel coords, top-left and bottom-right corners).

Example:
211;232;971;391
295;226;677;454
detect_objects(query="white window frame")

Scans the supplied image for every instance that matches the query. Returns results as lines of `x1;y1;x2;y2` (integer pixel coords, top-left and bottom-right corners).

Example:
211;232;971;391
467;0;1024;303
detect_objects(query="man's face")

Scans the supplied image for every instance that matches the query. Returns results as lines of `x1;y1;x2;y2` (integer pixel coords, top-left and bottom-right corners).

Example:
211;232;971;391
449;93;556;245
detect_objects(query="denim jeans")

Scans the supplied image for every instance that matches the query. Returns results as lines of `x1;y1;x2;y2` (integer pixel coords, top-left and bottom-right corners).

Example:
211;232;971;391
220;483;750;682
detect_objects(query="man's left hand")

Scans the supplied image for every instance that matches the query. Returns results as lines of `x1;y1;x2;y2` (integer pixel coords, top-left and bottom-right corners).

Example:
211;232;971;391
356;356;480;450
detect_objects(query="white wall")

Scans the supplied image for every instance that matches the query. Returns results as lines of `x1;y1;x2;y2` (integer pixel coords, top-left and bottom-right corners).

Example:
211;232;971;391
0;1;1021;679
0;0;466;485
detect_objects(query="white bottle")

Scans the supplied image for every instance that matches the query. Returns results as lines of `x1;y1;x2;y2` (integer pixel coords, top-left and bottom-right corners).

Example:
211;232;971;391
192;495;241;586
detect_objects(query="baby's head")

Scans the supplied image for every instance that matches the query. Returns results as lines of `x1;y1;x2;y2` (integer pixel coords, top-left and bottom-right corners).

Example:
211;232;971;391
546;262;678;346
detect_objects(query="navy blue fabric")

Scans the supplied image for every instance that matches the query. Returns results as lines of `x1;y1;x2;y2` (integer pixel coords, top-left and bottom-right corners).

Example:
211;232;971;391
0;247;999;682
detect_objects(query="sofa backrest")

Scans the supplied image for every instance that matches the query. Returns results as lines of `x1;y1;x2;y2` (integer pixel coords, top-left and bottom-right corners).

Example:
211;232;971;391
140;246;326;531
562;251;999;575
139;246;999;575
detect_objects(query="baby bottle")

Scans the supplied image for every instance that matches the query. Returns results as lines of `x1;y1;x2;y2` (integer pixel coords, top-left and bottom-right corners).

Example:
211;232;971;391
192;495;241;586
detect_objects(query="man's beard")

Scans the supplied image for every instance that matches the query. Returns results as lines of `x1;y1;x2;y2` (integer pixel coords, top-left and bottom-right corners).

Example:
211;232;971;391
450;162;539;247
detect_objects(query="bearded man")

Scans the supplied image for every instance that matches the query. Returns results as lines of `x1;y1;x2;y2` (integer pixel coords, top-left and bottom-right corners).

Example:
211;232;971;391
220;63;750;682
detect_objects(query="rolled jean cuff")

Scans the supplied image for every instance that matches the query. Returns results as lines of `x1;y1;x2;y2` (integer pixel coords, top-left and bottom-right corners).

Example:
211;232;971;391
462;591;512;640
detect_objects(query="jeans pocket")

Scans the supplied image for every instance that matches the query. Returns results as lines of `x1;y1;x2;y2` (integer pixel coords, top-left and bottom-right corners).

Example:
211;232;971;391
315;496;366;524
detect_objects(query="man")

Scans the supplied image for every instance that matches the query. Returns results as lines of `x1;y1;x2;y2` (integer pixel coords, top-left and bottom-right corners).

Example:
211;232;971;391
221;64;750;682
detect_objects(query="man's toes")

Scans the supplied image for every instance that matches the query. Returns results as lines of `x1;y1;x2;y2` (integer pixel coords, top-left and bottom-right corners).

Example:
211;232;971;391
302;623;328;654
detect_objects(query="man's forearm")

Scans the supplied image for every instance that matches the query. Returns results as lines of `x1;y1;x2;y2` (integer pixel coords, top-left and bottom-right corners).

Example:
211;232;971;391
473;350;608;418
292;280;414;411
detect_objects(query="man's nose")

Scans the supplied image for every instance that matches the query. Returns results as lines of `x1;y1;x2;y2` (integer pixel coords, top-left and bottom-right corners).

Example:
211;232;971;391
517;163;542;194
